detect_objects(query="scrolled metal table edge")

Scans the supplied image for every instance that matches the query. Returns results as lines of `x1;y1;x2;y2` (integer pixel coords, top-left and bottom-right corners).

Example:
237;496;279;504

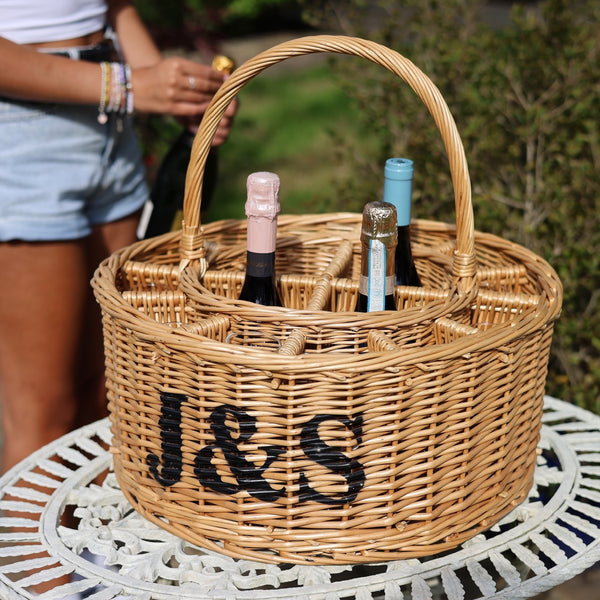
0;395;598;600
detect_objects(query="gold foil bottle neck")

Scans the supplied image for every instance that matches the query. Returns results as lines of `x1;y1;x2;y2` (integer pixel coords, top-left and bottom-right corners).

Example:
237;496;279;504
361;201;398;246
212;55;236;74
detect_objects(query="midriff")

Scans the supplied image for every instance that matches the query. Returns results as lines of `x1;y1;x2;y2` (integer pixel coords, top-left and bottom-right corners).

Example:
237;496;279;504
25;29;105;49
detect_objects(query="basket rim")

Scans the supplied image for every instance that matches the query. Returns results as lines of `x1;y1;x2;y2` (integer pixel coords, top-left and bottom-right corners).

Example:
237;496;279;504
178;214;562;330
92;229;562;372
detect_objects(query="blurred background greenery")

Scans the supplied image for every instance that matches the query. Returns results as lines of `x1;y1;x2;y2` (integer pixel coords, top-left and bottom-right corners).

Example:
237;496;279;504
134;0;600;414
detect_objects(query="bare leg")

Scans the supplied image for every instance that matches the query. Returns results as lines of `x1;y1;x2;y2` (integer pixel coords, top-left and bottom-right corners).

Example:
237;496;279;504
0;211;140;474
0;214;139;594
75;211;141;430
0;239;88;473
0;238;89;592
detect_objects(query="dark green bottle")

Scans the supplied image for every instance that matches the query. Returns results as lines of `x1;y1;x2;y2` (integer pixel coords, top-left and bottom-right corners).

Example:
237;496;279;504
383;158;422;287
139;128;218;238
139;55;235;239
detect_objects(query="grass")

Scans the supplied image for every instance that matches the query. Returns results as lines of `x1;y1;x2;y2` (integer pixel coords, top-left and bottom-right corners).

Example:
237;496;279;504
202;62;368;222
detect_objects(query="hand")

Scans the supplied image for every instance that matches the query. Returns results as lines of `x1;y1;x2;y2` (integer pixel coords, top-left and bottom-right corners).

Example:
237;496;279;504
130;56;227;117
179;98;238;148
211;99;238;147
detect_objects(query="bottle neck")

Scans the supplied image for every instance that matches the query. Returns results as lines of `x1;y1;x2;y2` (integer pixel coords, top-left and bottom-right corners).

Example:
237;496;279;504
245;250;276;278
245;201;277;278
179;128;196;147
358;238;396;311
359;238;396;277
246;214;278;255
397;224;412;246
383;179;412;227
395;224;421;287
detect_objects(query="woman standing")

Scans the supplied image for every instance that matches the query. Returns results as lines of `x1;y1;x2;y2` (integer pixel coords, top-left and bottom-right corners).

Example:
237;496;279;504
0;0;237;473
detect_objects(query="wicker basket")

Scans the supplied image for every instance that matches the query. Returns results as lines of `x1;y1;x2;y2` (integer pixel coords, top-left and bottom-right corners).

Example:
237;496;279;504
92;35;562;565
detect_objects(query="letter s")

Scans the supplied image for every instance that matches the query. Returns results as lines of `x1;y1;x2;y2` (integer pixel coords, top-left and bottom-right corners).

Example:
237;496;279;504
299;414;365;505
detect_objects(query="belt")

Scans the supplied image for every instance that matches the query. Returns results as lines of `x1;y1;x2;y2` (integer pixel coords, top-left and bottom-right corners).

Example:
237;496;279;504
46;39;116;63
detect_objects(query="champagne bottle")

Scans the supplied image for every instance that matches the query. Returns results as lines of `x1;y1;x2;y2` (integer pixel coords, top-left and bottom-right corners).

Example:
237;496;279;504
137;55;235;239
355;201;398;312
137;129;219;238
238;172;283;306
383;158;422;286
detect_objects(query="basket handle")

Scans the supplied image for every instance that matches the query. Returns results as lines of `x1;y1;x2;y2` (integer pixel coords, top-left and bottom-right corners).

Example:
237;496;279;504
181;35;476;293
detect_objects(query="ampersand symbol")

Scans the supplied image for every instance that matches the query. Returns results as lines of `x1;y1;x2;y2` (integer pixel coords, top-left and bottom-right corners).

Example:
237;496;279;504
194;405;285;501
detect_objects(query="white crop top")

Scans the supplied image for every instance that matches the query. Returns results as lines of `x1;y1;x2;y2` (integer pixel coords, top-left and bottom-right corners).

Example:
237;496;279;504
0;0;107;44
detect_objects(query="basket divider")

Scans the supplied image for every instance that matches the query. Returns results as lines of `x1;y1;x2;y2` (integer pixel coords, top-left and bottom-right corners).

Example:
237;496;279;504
277;239;353;365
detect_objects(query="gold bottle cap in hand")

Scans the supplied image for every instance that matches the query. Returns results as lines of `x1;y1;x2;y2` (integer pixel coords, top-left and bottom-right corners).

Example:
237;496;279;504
212;55;236;74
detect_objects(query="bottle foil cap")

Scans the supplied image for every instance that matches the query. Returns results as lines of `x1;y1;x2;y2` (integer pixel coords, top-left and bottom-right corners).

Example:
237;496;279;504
212;55;236;74
361;201;397;246
384;157;414;180
383;157;414;226
245;172;280;219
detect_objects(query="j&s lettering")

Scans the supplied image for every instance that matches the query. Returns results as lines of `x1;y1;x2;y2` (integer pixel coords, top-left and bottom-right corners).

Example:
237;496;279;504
147;392;365;505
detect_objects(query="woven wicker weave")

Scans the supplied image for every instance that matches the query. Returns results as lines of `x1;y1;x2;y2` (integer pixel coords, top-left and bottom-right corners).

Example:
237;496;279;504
92;35;562;565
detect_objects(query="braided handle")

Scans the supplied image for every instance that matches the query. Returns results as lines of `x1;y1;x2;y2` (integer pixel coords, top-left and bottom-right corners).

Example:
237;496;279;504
181;35;475;290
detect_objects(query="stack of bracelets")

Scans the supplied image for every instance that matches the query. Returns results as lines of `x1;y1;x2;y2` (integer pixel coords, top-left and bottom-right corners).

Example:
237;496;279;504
98;61;133;124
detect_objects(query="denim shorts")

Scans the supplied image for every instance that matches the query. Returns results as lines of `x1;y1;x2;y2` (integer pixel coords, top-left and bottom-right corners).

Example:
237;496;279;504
0;98;149;241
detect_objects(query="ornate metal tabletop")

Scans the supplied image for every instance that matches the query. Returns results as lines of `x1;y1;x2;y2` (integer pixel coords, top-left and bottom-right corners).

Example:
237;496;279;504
0;396;599;600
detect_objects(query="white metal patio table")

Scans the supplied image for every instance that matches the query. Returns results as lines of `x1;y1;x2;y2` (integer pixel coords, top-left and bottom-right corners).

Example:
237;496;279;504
0;395;599;600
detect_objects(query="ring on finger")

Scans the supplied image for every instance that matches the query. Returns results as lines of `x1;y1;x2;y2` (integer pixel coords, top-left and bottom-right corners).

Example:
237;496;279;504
188;75;196;91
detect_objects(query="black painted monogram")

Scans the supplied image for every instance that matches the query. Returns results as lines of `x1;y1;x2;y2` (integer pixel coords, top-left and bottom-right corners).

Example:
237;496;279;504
147;392;365;505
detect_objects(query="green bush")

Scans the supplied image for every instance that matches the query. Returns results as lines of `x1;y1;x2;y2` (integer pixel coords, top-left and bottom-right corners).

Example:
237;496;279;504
300;0;600;411
135;0;306;43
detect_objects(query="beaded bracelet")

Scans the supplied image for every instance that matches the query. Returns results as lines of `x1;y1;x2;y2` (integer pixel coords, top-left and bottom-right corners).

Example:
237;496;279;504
109;62;123;114
97;62;110;124
124;64;134;115
97;61;134;124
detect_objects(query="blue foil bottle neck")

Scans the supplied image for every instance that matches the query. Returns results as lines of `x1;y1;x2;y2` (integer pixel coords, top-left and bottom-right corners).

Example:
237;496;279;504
383;158;414;227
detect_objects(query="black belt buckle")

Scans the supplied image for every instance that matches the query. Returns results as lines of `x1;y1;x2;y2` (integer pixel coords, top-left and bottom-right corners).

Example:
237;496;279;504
51;39;116;63
77;40;115;62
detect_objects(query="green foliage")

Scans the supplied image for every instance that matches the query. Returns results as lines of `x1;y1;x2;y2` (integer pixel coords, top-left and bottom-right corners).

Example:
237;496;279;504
300;0;491;219
135;0;290;23
224;0;289;18
135;0;304;41
300;0;600;411
206;64;364;219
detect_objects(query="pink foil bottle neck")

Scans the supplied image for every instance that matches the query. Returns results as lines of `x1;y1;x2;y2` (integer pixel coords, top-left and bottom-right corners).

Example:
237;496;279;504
245;172;280;254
